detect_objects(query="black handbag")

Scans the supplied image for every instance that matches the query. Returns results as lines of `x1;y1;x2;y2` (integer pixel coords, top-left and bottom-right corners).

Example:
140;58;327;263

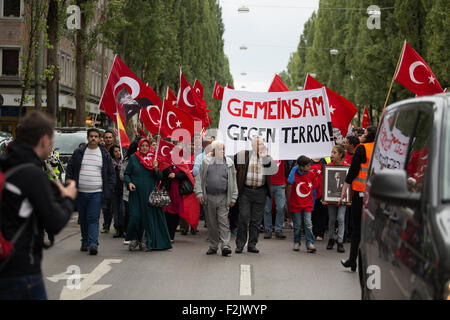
179;178;194;195
148;186;171;207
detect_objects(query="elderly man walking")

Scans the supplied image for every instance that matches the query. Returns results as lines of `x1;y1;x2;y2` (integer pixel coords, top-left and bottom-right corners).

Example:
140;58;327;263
234;137;275;254
195;141;238;257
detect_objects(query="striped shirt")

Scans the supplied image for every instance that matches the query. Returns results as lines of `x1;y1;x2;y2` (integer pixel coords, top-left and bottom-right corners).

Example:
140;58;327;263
78;147;103;193
245;153;265;187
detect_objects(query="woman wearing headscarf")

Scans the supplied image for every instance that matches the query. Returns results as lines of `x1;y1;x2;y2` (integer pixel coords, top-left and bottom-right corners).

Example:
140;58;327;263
124;138;172;251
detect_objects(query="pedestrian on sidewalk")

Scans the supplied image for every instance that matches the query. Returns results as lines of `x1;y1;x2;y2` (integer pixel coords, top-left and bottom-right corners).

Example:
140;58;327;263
124;138;172;251
288;155;317;253
263;160;290;240
195;140;238;257
66;128;115;256
109;145;125;238
322;144;349;253
100;129;116;233
0;111;76;300
234;137;274;254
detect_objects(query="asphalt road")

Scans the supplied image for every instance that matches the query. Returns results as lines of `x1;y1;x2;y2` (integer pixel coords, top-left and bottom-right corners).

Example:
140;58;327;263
42;213;361;300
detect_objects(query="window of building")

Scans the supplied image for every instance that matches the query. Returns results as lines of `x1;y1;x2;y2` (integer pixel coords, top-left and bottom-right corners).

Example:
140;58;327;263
1;48;20;76
2;0;21;18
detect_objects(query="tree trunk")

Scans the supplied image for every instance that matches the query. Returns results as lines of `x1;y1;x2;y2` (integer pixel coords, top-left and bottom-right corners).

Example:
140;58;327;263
46;0;59;122
75;0;87;127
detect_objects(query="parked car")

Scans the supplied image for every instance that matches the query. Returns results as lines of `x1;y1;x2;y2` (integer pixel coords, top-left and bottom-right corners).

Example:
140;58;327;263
359;93;450;300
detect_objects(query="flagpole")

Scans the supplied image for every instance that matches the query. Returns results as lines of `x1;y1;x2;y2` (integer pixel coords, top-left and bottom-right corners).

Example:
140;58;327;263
116;113;123;161
382;40;406;114
155;100;165;158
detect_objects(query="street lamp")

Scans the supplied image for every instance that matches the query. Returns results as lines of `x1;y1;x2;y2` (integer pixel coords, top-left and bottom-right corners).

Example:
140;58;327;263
330;49;339;55
310;73;317;78
297;86;303;91
240;45;248;50
241;85;246;89
240;72;247;76
238;6;249;13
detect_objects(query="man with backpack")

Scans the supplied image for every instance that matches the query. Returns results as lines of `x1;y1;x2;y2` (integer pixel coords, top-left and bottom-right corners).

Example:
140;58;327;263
0;111;77;300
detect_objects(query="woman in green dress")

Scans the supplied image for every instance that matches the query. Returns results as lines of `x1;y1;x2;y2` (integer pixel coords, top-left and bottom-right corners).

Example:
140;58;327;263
124;138;172;251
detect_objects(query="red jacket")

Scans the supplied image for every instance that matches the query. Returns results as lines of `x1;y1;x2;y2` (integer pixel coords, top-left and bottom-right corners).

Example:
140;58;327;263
310;162;323;199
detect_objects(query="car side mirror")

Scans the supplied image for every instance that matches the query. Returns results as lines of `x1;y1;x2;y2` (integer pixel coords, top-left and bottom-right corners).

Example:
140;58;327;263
370;169;421;206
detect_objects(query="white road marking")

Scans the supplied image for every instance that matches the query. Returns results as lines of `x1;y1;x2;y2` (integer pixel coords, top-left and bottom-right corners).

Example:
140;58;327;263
47;271;88;283
239;264;252;296
59;259;122;300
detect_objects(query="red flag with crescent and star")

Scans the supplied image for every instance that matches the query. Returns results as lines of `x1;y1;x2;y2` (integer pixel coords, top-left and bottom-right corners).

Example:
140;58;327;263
166;86;178;105
361;106;371;128
161;99;195;139
304;74;357;138
155;139;176;164
212;81;224;100
268;74;290;92
394;41;444;97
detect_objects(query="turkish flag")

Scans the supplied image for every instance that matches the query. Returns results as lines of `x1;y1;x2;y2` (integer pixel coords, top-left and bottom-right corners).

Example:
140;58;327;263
361;106;371;128
304;74;357;137
394;41;444;96
212;81;224;100
193;79;204;100
177;71;198;116
140;104;162;135
166;87;178;105
155;139;176;164
161;99;195;139
268;74;290;92
226;84;234;89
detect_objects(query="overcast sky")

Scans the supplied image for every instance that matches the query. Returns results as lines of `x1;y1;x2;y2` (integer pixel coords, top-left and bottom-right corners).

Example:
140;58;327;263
220;0;320;92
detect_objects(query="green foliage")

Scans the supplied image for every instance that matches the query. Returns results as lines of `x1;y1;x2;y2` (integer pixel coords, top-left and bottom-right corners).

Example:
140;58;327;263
282;0;449;124
100;0;233;128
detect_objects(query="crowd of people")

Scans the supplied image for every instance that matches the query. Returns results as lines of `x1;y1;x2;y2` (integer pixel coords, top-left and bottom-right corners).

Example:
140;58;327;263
0;111;377;299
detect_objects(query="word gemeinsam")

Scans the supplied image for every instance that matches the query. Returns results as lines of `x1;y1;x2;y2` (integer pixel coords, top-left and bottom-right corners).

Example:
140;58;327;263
227;96;326;120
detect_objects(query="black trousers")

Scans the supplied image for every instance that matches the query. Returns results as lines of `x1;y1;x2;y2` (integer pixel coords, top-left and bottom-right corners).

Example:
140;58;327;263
229;201;239;232
165;212;180;240
102;198;113;230
344;205;353;240
123;200;129;236
312;197;328;237
349;192;363;264
236;187;265;250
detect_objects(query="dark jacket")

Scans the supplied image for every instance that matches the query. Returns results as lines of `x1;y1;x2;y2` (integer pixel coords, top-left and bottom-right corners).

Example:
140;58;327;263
234;150;273;198
161;166;188;191
66;144;115;200
0;140;74;278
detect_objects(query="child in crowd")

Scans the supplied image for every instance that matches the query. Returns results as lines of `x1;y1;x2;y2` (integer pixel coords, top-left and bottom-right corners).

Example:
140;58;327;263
288;155;318;253
322;144;349;252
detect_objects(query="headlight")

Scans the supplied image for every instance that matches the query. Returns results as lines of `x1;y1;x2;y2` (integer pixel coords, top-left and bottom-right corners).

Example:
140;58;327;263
445;280;450;300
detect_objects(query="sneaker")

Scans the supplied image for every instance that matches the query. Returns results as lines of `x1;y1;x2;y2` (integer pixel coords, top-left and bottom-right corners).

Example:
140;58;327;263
307;243;317;253
275;232;286;239
315;236;323;241
80;244;88;252
247;247;259;253
264;231;272;239
88;246;98;255
327;239;335;250
128;240;139;251
100;229;109;234
181;229;188;235
222;247;232;257
293;243;300;251
139;242;147;251
123;240;130;245
235;247;243;254
259;225;265;232
337;242;345;253
206;248;217;255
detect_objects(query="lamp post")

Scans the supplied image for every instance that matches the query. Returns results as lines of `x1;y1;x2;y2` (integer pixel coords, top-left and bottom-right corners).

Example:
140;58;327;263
238;6;249;13
330;49;339;55
240;45;248;50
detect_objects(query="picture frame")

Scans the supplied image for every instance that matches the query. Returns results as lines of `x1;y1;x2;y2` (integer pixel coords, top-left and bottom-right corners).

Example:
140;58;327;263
322;164;351;204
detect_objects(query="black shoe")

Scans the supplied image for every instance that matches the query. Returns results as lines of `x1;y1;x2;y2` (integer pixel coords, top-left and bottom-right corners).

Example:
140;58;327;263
264;231;272;239
341;259;356;272
80;244;88;252
181;229;188;236
248;247;259;253
222;247;232;257
327;239;335;250
206;248;217;255
235;247;243;254
190;228;197;235
275;232;286;239
89;246;98;255
113;231;123;238
337;242;345;253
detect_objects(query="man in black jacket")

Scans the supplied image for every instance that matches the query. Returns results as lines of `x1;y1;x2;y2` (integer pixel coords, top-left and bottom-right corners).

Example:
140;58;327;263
66;128;115;255
0;111;77;300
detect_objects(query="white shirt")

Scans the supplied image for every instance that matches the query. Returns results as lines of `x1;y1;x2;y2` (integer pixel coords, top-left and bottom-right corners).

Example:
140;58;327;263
78;147;103;193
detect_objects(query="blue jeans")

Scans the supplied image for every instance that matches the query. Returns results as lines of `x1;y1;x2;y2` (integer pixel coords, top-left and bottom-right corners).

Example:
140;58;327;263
264;184;286;233
328;205;346;243
77;192;102;247
292;211;314;246
0;274;47;300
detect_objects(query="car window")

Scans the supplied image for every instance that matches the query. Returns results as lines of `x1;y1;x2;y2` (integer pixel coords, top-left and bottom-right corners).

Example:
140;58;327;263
405;109;433;193
443;108;450;201
371;108;417;175
54;131;87;155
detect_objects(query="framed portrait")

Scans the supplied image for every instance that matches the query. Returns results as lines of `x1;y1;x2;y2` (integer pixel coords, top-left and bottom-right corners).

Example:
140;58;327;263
322;165;351;204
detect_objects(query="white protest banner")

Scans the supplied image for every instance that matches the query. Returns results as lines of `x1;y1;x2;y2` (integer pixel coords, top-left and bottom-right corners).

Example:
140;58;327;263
217;87;333;160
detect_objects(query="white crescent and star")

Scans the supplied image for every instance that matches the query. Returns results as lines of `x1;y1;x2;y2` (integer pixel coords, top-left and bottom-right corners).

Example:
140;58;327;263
114;76;140;99
146;106;160;125
183;87;195;107
296;182;311;198
329;105;336;114
161;146;169;157
409;61;427;85
166;111;177;129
